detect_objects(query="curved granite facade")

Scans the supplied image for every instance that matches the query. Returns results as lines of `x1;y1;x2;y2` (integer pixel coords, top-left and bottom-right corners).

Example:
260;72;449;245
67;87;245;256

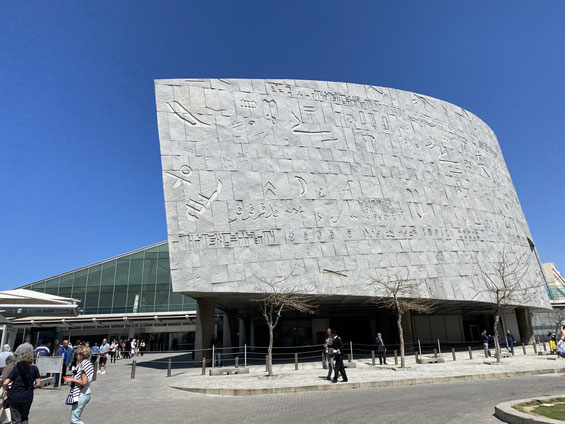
155;79;550;309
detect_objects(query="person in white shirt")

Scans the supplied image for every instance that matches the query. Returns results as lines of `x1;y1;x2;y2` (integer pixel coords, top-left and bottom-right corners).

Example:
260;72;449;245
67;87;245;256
0;344;14;373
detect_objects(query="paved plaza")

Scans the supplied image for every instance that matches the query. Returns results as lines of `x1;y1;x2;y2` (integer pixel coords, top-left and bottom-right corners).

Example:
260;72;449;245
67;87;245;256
28;349;565;423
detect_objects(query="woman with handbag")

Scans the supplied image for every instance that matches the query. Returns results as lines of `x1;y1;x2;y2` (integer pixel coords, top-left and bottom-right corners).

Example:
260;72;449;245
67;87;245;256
0;355;16;423
64;346;94;424
2;352;40;424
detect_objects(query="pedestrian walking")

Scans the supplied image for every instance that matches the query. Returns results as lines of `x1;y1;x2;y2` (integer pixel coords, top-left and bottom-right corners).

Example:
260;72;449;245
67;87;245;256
33;340;50;357
331;330;348;383
0;344;14;374
323;328;334;380
131;339;137;357
548;331;557;354
2;352;40;424
506;330;515;354
139;340;146;356
98;338;110;375
14;337;33;359
0;355;17;423
110;340;118;363
481;330;491;357
90;342;100;365
65;345;94;424
376;333;387;365
55;340;74;388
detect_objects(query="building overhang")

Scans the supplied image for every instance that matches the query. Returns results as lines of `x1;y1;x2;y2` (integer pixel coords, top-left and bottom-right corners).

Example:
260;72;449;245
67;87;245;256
10;310;198;329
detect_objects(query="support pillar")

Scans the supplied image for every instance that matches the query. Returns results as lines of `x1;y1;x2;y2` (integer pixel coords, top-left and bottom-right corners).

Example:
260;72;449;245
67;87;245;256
222;309;239;348
195;297;216;361
516;307;534;345
238;317;247;347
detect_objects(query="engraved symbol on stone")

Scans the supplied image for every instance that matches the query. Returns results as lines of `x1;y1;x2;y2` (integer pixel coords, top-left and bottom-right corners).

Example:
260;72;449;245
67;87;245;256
167;165;193;188
315;212;324;225
317;188;326;198
291;112;331;135
295;176;308;196
185;180;222;221
240;99;257;110
167;101;211;127
382;116;389;130
264;181;277;197
412;94;436;109
406;189;425;220
266;82;291;96
262;99;279;123
300;105;317;124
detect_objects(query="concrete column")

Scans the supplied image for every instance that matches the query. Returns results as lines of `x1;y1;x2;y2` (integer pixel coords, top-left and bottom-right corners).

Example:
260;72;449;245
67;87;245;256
168;332;173;351
516;307;534;344
222;309;238;348
250;317;255;348
238;317;247;346
401;311;414;346
195;297;215;361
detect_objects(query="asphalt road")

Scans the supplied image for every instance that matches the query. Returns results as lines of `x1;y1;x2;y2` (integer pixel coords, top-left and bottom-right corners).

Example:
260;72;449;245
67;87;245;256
31;373;565;423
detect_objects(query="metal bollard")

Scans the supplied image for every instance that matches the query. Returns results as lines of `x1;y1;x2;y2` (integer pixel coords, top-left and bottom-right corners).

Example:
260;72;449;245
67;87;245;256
347;354;351;363
295;353;298;370
468;346;473;360
265;355;268;372
350;341;353;361
92;361;98;381
452;348;456;361
131;360;136;379
434;348;438;358
522;343;526;355
201;358;206;376
167;359;172;377
533;341;538;354
371;350;375;366
394;350;398;365
543;341;547;352
235;356;239;368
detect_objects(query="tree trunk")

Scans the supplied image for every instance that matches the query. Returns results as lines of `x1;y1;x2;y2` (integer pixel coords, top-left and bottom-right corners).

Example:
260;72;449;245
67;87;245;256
493;312;501;363
267;325;273;376
397;309;405;368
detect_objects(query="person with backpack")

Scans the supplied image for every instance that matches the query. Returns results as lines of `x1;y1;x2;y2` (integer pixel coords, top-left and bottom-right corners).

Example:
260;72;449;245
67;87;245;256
2;352;40;424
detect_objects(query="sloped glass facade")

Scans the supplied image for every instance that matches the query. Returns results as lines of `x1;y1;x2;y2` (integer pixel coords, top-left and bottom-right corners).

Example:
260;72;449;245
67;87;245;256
22;242;195;314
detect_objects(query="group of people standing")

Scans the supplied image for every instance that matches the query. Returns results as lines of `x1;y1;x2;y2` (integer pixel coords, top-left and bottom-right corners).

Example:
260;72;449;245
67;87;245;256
0;337;94;424
548;326;565;357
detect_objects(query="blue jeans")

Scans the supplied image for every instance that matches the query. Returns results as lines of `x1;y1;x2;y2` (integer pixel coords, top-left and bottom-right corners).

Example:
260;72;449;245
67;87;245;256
214;352;222;367
10;402;31;424
71;393;91;424
507;342;514;354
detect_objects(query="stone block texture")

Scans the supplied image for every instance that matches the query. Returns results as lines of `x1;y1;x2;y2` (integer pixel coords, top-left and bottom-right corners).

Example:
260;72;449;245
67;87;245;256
155;78;550;308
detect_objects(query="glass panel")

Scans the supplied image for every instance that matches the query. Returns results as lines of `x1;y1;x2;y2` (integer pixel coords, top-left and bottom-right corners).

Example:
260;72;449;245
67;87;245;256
86;265;102;288
98;288;113;308
129;253;144;285
140;291;155;312
155;289;169;307
112;292;127;313
30;282;46;292
142;256;157;285
44;278;59;295
101;260;116;286
156;259;170;285
58;287;72;298
84;293;99;311
115;258;130;286
74;269;88;288
59;274;73;287
158;243;169;253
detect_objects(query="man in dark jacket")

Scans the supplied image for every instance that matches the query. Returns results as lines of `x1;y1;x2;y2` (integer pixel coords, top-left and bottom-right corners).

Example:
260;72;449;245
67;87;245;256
376;333;387;365
331;330;348;383
506;330;515;354
481;330;491;357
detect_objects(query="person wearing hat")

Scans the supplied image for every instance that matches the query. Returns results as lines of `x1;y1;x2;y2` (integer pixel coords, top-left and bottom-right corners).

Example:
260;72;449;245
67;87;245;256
331;330;348;383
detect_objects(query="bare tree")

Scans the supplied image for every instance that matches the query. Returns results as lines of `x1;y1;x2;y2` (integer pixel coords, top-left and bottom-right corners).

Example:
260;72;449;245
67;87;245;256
252;274;318;376
550;308;565;339
480;249;538;363
370;273;435;368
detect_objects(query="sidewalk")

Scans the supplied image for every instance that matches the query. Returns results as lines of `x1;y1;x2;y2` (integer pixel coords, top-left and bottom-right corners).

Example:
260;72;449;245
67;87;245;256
168;347;565;396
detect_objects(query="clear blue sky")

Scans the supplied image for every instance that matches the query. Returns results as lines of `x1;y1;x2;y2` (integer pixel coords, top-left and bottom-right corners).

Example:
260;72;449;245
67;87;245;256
1;1;564;288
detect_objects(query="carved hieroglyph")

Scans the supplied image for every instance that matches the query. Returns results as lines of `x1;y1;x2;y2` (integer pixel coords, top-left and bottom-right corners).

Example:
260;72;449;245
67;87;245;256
155;79;550;308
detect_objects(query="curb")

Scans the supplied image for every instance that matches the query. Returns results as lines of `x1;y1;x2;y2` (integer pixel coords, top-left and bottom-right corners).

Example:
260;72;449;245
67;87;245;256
170;367;565;396
495;394;565;424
